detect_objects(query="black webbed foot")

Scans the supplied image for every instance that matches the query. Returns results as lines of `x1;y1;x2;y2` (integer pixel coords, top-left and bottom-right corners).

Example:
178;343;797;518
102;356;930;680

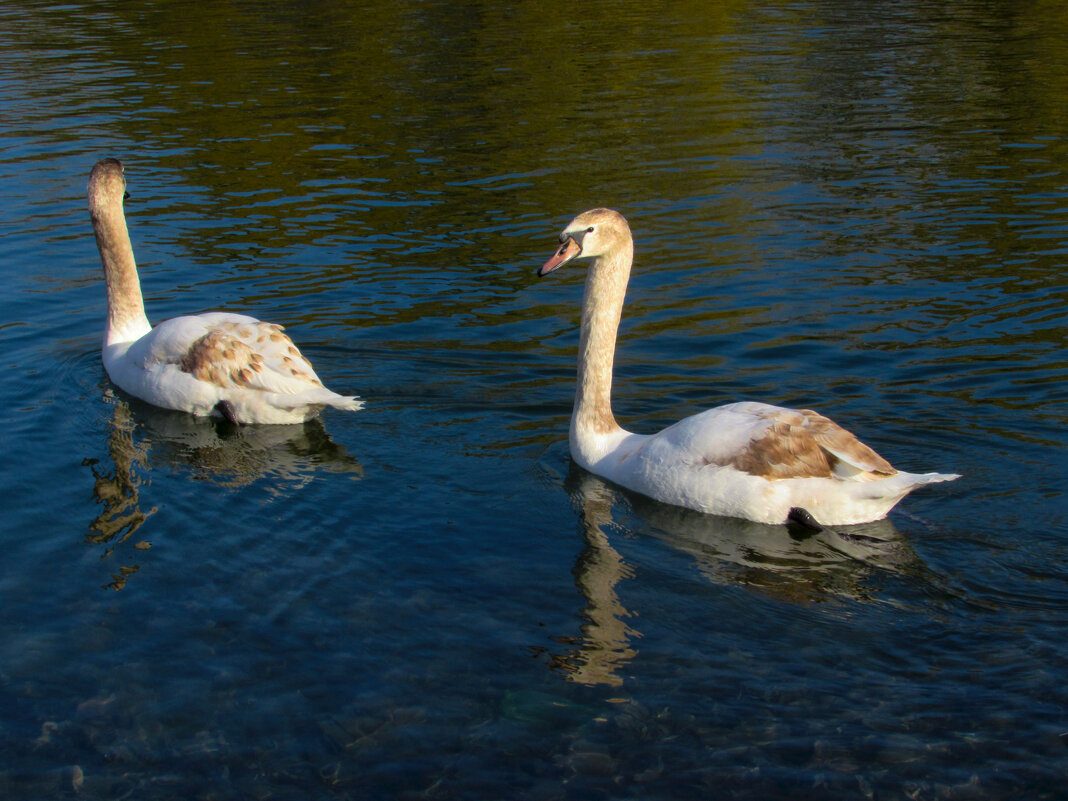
214;400;240;425
787;507;824;532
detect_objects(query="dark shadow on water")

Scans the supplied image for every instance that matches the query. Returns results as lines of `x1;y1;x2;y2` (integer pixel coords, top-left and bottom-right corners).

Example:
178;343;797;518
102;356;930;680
83;392;363;590
625;486;923;605
552;462;929;686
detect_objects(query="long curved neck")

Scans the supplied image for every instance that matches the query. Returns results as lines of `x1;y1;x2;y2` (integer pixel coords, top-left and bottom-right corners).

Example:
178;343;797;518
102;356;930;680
92;203;150;345
571;238;633;444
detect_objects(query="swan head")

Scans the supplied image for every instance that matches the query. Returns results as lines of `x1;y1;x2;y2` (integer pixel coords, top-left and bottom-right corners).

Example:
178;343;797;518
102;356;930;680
539;208;631;277
88;158;129;217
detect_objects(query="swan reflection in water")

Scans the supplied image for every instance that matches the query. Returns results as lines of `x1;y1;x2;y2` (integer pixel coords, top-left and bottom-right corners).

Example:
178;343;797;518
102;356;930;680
550;469;641;687
84;392;363;590
552;464;925;686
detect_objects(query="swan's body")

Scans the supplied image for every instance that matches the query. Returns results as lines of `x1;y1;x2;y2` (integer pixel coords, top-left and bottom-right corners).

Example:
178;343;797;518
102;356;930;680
538;208;958;526
88;158;362;424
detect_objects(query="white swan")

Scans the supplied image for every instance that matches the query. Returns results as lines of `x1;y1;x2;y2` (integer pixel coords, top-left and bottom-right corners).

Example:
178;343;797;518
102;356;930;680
88;158;363;424
538;208;959;526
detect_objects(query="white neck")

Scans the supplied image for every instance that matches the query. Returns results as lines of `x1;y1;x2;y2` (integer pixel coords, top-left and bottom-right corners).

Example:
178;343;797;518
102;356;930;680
569;239;634;465
92;202;151;345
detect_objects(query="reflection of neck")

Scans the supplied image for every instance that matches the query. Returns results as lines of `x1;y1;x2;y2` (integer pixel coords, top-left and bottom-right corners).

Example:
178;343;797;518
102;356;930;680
87;400;154;553
92;203;149;344
572;240;633;439
565;480;639;686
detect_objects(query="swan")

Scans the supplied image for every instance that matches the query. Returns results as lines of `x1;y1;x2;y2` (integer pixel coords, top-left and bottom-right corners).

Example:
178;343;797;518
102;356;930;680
538;208;959;526
88;158;363;424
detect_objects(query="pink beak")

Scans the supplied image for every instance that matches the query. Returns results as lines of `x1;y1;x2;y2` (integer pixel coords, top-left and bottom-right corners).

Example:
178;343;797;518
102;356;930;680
538;236;582;277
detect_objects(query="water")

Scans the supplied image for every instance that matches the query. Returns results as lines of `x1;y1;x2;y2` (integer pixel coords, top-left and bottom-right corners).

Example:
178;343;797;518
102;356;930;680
2;1;1066;798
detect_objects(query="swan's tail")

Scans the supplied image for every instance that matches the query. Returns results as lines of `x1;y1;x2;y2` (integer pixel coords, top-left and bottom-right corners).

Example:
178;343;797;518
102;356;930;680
324;395;365;412
808;469;960;526
270;389;364;413
903;471;961;486
862;470;960;500
921;471;961;484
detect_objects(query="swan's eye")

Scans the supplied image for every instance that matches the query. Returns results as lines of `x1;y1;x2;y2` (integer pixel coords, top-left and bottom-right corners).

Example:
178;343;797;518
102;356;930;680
586;226;594;233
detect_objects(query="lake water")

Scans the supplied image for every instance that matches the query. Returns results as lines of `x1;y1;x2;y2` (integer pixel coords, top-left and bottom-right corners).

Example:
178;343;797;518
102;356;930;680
1;1;1066;798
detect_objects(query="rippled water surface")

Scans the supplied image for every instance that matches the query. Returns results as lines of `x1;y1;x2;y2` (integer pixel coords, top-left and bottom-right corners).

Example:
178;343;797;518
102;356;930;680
1;1;1066;798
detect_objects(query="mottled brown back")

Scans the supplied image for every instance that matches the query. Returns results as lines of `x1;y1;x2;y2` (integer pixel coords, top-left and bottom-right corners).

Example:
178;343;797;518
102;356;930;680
729;407;896;480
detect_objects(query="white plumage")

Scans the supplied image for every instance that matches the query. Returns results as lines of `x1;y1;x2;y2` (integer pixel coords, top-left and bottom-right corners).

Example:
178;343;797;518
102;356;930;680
89;159;362;424
538;208;958;526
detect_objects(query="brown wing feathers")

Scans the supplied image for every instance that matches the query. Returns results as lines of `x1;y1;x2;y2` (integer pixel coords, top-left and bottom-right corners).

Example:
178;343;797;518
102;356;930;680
729;408;896;481
178;322;322;390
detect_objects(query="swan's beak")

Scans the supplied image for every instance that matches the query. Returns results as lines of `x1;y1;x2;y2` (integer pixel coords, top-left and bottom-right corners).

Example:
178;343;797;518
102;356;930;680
538;236;581;277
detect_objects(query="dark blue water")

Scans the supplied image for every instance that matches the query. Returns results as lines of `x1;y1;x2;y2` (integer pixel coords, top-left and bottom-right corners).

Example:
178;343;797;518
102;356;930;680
1;1;1066;798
